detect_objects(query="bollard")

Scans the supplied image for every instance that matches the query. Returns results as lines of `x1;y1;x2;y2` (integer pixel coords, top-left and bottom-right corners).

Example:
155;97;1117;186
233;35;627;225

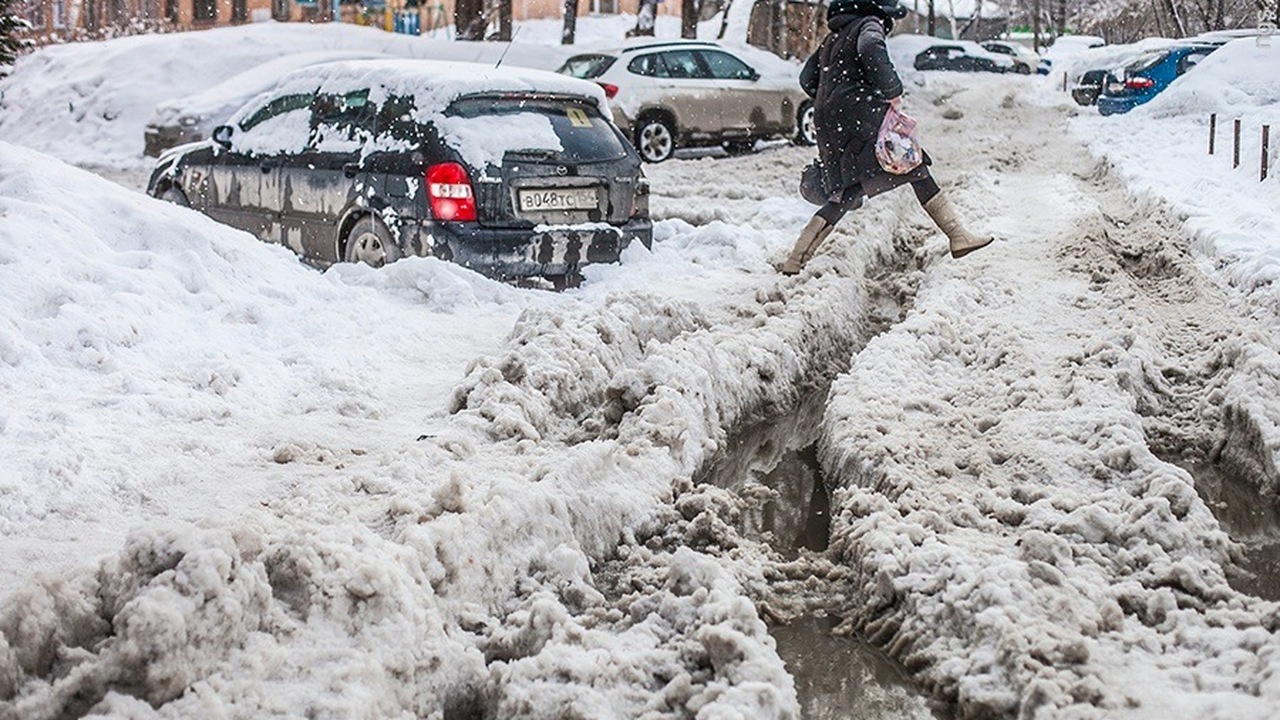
1234;118;1242;169
1264;125;1271;182
1209;113;1216;154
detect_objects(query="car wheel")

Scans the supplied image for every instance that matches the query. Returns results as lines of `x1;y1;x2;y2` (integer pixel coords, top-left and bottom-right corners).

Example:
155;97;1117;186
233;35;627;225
1017;63;1032;75
635;116;675;163
344;216;401;268
794;100;817;146
159;185;189;207
722;139;755;156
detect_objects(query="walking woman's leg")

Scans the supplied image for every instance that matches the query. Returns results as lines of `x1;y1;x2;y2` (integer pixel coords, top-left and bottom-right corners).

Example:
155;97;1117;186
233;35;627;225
779;185;864;275
915;169;993;259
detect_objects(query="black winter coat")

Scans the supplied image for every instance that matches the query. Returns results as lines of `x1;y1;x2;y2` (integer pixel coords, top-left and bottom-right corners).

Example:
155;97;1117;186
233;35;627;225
800;12;930;199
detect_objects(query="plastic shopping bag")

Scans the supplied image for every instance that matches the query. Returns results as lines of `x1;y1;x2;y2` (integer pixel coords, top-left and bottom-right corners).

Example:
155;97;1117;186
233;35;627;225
875;105;923;175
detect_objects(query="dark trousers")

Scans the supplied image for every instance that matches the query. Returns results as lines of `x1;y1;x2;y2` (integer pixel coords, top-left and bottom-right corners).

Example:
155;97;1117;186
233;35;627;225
816;172;941;225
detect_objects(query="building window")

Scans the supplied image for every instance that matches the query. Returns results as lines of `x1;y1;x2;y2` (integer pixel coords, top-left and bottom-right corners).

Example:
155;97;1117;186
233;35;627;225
194;0;217;21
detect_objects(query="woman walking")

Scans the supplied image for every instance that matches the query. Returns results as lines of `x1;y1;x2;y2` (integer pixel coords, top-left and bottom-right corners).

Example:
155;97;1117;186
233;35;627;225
779;0;994;275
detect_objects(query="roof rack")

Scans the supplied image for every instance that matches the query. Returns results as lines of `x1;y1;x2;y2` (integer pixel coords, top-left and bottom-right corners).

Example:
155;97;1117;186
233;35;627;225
619;40;720;53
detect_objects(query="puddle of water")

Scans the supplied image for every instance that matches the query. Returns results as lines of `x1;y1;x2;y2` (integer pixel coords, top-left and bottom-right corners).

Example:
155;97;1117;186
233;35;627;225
1168;456;1280;600
698;389;940;719
773;616;944;720
743;444;830;558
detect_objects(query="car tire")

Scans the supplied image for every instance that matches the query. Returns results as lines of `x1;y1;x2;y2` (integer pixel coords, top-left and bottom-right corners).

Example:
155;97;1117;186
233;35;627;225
344;216;401;268
635;115;676;163
159;186;189;207
794;100;817;146
1017;63;1032;75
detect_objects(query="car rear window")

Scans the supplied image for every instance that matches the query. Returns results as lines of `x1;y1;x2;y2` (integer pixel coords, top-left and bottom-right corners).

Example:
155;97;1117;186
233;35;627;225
444;96;628;164
1125;52;1166;74
557;55;616;79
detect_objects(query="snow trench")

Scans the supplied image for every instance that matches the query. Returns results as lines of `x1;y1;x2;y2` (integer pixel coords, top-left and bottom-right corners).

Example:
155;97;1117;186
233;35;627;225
0;190;919;718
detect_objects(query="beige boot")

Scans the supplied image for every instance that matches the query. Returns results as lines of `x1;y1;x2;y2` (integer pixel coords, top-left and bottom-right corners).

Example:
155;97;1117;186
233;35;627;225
922;192;994;259
779;216;834;275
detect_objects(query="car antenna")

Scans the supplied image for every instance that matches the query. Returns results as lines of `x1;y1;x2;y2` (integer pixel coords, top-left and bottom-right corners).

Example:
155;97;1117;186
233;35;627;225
495;27;521;68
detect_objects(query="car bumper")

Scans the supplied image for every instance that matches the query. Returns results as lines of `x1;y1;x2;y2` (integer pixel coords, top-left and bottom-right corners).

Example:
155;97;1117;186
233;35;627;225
394;218;654;279
1097;94;1146;116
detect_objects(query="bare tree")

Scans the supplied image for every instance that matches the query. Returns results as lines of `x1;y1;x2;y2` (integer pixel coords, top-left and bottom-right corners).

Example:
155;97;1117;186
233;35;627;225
562;0;578;43
455;0;487;40
682;0;698;39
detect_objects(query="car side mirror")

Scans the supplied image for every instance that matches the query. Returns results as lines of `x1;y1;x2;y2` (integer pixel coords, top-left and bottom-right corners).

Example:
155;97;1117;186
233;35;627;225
747;69;760;81
212;125;233;148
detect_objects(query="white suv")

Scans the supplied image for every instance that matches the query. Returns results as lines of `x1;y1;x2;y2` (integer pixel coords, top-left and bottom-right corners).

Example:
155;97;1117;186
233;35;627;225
557;41;816;163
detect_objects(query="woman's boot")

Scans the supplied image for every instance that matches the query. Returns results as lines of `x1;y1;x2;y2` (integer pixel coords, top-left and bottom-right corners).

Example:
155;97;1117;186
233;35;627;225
778;216;834;275
922;192;994;259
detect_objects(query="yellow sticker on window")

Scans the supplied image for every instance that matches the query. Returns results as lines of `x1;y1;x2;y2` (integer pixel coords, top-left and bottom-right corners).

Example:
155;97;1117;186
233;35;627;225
566;108;591;128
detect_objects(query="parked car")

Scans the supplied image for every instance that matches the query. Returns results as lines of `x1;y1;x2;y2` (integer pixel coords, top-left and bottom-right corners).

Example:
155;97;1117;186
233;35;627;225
1097;44;1218;116
147;60;652;284
980;40;1040;74
144;50;390;157
913;42;1015;73
1071;68;1109;106
555;40;816;163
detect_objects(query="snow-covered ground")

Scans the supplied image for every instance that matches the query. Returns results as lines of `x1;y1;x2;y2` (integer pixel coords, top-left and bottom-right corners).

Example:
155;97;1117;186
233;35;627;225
2;16;1279;720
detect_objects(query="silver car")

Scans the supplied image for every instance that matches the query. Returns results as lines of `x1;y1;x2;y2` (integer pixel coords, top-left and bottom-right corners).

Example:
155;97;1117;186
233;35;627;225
557;40;816;163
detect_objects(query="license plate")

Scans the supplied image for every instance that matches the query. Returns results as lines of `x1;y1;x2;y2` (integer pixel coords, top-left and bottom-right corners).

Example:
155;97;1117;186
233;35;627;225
518;187;598;212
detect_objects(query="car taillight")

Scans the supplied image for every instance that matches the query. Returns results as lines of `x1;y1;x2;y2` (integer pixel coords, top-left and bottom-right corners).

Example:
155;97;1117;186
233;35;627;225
1124;76;1155;90
426;162;476;222
597;82;619;99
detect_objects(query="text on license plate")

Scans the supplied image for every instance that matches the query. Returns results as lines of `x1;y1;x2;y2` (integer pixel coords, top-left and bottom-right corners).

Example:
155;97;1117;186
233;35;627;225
519;188;598;211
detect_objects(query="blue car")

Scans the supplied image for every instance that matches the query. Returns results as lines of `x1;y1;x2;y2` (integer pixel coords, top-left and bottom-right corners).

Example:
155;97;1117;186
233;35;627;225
1097;44;1218;115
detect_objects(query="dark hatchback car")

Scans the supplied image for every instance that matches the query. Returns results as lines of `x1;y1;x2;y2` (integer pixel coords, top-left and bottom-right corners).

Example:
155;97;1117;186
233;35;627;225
147;59;652;284
1097;44;1217;116
913;43;1008;73
1071;69;1109;106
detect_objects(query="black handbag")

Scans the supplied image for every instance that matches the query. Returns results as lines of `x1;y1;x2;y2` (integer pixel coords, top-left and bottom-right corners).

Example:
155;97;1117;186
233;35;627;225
799;160;827;205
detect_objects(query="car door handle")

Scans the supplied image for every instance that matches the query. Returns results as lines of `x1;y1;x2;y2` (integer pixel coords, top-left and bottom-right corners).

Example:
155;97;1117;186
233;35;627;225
342;163;360;178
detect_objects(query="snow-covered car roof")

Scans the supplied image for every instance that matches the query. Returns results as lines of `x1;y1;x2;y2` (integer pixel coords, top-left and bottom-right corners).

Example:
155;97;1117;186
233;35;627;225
252;59;609;120
147;50;393;128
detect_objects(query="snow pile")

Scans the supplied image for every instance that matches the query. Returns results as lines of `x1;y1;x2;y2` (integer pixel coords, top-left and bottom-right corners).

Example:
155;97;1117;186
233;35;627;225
0;139;533;590
820;238;1280;719
0;21;579;169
